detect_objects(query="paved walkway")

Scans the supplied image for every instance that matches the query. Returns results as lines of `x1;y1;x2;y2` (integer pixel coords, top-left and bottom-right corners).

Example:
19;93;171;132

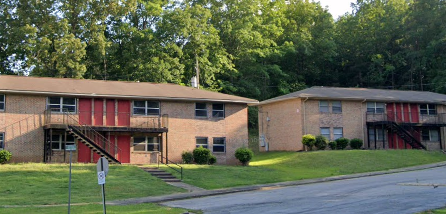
108;161;446;206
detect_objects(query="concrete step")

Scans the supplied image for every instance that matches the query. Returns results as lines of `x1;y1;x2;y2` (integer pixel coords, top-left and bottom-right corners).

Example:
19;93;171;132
155;175;177;179
162;178;182;182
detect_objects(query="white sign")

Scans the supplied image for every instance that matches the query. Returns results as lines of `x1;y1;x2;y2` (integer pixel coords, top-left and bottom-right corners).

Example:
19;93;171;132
98;171;106;185
66;145;76;151
97;157;109;177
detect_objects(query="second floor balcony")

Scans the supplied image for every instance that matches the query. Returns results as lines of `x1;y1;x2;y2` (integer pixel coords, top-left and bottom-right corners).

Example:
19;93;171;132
43;109;168;132
366;112;446;126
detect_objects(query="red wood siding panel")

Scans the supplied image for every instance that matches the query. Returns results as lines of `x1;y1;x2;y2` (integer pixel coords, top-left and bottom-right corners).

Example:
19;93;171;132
396;103;403;123
403;104;410;122
410;104;420;123
94;99;104;126
79;98;92;125
117;100;130;126
388;133;395;149
398;135;405;149
386;103;395;121
106;100;115;126
93;153;101;163
117;135;130;163
77;141;91;163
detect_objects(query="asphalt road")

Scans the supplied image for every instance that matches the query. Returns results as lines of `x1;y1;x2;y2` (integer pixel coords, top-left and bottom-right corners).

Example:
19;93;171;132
162;167;446;214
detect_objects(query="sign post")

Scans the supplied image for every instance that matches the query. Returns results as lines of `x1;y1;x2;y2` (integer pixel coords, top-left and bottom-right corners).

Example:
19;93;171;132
97;157;109;214
66;144;76;214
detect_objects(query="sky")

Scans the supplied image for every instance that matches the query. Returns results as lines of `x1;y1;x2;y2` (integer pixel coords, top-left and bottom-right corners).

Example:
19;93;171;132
317;0;355;19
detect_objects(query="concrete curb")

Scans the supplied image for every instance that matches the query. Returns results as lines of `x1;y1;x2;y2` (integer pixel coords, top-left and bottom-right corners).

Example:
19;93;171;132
108;161;446;205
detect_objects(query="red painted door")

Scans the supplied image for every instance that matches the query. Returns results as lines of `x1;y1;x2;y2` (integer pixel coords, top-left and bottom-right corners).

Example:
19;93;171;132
410;104;419;123
106;100;115;126
117;100;130;126
94;99;103;126
77;141;91;163
117;135;130;163
79;98;92;125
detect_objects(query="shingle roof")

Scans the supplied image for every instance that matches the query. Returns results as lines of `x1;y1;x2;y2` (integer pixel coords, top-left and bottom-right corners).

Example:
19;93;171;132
256;86;446;106
0;76;258;104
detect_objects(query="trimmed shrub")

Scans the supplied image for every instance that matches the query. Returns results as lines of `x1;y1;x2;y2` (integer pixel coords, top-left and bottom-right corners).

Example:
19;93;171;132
302;134;316;151
350;138;363;150
328;141;337;150
315;135;328;150
335;138;349;150
0;150;12;164
235;147;254;166
208;155;217;165
193;146;211;165
181;151;194;164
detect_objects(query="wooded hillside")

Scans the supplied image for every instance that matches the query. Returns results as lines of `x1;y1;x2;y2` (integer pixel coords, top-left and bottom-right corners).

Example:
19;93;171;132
2;0;446;101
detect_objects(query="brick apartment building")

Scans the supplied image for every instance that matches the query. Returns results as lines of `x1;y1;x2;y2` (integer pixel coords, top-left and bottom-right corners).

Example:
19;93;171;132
256;87;446;152
0;76;257;164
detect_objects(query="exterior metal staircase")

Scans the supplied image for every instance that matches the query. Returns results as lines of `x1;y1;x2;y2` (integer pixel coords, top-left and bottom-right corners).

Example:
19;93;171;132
67;125;121;164
44;109;121;164
386;122;426;150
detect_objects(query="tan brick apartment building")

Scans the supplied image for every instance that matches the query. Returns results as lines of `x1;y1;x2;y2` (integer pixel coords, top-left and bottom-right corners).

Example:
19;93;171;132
256;87;446;152
0;76;257;165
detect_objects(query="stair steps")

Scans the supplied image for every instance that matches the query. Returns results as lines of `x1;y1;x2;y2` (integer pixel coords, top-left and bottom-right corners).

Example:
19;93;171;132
139;167;181;182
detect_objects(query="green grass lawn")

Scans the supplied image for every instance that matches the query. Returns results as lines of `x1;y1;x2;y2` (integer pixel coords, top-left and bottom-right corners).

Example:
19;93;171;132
0;203;196;214
163;150;446;189
0;164;185;206
421;208;446;214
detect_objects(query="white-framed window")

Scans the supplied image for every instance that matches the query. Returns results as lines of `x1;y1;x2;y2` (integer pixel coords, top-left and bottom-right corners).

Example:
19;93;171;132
332;101;342;113
212;104;225;118
333;127;343;140
0;94;5;111
133;136;160;151
319;101;329;113
51;134;75;150
48;97;76;113
213;137;226;153
422;129;439;141
196;137;208;148
320;127;330;140
367;102;385;113
0;133;4;150
420;104;436;115
195;103;207;117
133;101;160;116
369;128;385;141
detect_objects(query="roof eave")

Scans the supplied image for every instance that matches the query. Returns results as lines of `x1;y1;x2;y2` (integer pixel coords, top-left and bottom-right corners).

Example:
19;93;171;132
0;89;259;104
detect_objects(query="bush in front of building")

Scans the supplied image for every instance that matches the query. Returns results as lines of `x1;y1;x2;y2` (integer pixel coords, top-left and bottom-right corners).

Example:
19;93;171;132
350;138;363;150
235;147;254;166
302;134;316;151
335;138;349;150
0;150;12;164
181;151;194;164
315;135;328;150
328;141;337;150
193;146;211;165
209;155;217;165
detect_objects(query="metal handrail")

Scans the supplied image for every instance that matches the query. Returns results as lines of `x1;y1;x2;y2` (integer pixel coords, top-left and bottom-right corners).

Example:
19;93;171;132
44;109;122;160
158;155;183;180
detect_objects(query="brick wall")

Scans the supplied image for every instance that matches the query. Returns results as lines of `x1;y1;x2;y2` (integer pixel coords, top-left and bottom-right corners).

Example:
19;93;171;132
0;94;46;162
258;99;302;151
156;101;248;165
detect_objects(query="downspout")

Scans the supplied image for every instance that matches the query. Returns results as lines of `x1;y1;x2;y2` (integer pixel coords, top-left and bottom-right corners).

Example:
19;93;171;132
303;97;309;135
362;99;367;146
